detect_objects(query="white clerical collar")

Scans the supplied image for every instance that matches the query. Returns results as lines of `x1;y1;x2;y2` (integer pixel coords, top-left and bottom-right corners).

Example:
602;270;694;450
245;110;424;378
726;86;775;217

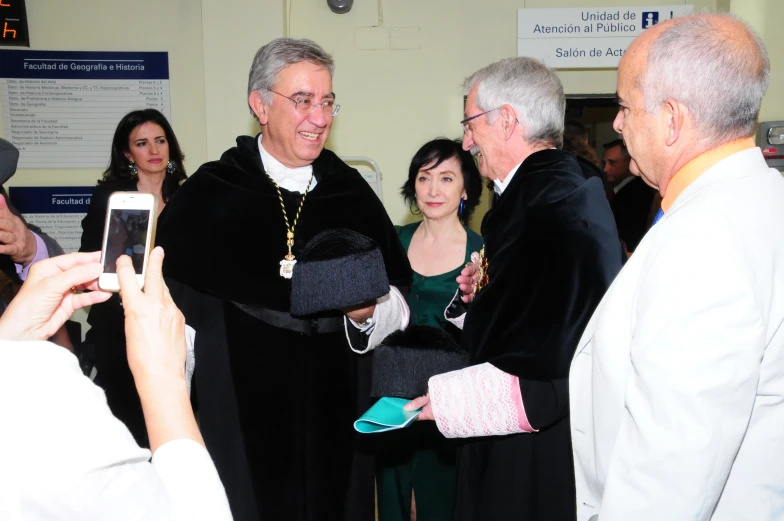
613;175;634;194
494;161;523;196
258;135;317;193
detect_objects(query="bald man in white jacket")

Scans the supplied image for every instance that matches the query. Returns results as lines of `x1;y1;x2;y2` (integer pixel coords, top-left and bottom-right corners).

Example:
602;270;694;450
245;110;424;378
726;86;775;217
570;13;784;521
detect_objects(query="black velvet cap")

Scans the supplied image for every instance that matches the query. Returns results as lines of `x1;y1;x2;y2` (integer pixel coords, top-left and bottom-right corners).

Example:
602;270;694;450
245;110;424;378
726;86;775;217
290;228;390;316
371;325;470;398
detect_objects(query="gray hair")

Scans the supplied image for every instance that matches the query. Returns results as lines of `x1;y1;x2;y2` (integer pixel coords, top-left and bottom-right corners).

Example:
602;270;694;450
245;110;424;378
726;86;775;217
463;57;565;148
247;37;335;115
641;13;769;146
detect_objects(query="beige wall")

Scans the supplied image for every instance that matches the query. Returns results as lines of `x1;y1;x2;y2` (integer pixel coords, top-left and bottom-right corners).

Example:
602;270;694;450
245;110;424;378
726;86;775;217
1;0;781;226
288;0;721;229
1;0;208;188
731;0;784;125
202;0;285;160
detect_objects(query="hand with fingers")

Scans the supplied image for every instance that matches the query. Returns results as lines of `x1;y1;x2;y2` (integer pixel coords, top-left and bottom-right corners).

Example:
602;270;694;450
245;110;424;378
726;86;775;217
0;196;37;266
117;247;187;386
405;394;434;421
456;261;479;304
116;246;203;452
0;251;111;341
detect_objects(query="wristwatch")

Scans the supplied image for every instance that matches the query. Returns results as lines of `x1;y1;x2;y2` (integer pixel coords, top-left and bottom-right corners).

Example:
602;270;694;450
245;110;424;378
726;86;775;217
357;316;375;329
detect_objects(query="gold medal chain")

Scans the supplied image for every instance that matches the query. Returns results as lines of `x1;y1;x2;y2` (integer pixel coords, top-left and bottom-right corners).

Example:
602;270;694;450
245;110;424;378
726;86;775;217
264;171;314;261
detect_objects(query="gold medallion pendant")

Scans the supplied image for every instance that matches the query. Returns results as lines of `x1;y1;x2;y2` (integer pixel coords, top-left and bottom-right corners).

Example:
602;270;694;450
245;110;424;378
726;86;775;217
471;248;490;295
279;257;297;279
265;173;314;279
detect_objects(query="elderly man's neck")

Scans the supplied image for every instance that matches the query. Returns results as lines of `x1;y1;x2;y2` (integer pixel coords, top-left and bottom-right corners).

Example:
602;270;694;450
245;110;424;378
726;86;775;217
657;136;732;195
493;141;552;182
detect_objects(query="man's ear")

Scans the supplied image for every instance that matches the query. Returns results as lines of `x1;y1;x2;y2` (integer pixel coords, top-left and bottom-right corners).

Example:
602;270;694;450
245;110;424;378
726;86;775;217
500;104;517;141
249;91;269;125
663;98;684;147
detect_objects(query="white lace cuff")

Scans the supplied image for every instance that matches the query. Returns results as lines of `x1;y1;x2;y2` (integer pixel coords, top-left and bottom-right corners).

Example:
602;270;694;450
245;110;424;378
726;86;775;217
344;286;409;354
429;362;537;438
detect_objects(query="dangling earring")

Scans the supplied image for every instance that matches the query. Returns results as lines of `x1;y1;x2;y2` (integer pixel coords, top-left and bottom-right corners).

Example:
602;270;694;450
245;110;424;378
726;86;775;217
129;161;138;176
459;199;465;217
166;160;176;175
409;201;422;216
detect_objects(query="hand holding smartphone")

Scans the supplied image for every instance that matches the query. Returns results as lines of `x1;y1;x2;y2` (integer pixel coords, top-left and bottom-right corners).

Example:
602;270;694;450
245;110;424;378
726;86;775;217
99;192;158;292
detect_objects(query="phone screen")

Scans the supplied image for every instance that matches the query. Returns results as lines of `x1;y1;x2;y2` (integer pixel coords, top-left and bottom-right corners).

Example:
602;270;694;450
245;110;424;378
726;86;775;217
103;209;151;274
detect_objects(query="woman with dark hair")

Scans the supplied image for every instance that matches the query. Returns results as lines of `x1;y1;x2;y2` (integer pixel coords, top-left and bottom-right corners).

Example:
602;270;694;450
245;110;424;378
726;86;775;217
377;138;483;521
563;119;601;168
79;109;187;446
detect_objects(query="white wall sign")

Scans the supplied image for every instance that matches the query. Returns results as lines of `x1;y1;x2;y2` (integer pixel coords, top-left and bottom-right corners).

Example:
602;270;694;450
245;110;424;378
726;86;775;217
0;50;170;169
518;5;694;68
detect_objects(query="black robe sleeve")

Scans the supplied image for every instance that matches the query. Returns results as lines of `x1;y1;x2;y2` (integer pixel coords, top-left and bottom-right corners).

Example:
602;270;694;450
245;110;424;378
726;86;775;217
513;212;622;429
461;150;623;430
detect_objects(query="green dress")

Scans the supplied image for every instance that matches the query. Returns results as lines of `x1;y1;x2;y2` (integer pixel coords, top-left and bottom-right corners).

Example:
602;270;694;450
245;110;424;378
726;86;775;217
376;222;483;521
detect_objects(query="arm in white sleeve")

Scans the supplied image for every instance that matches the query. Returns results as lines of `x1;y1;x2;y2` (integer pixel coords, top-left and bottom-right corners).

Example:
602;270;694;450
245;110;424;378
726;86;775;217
151;439;232;521
345;286;409;354
1;340;232;521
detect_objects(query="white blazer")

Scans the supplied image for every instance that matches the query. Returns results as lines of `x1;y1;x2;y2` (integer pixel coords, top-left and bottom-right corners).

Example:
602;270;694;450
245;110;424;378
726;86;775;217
570;148;784;521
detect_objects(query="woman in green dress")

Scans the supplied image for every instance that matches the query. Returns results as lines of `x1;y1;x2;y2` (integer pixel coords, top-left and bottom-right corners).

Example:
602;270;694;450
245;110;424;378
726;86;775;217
377;138;484;521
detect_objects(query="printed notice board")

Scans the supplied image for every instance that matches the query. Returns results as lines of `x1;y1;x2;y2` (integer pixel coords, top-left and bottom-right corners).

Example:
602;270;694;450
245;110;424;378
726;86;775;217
0;50;170;168
9;186;94;253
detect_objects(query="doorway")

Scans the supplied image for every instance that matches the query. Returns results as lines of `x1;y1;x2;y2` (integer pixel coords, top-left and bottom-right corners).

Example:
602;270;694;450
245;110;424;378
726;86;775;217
565;95;620;163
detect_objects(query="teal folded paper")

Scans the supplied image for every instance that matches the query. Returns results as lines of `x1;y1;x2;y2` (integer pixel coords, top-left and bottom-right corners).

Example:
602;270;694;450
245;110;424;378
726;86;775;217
354;396;422;434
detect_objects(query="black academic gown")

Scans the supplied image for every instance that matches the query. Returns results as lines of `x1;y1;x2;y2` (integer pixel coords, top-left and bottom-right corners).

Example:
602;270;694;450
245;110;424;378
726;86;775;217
155;135;411;521
610;175;656;252
454;149;623;521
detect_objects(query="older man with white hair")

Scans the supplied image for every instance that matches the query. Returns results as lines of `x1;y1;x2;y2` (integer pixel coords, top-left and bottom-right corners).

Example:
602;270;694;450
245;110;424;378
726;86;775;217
406;57;623;520
570;13;784;521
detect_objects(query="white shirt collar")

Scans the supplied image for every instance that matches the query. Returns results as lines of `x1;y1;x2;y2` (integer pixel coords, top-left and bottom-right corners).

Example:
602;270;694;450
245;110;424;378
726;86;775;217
494;161;523;196
493;148;559;195
613;175;635;194
257;135;317;193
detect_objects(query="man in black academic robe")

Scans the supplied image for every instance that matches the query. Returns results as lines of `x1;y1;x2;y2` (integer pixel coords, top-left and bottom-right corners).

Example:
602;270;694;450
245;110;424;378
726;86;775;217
603;139;657;252
155;39;410;521
408;57;623;521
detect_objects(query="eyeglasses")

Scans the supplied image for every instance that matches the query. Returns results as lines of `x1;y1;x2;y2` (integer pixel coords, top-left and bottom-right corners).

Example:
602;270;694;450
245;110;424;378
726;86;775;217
268;89;341;117
460;107;500;135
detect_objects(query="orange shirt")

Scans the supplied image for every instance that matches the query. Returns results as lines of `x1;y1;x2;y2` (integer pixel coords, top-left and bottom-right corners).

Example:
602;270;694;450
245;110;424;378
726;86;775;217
661;138;755;212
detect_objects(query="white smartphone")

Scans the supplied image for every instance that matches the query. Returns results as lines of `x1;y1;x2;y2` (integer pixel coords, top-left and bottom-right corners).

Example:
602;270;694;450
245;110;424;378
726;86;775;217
98;192;158;292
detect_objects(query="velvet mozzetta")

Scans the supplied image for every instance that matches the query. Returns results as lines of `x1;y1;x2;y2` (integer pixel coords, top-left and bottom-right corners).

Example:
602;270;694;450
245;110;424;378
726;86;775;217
454;148;623;521
154;135;411;521
157;135;410;307
610;175;657;251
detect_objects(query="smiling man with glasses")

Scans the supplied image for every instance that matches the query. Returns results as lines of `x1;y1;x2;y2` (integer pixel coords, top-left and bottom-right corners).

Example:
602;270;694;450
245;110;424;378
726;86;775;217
405;56;623;521
155;37;411;521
